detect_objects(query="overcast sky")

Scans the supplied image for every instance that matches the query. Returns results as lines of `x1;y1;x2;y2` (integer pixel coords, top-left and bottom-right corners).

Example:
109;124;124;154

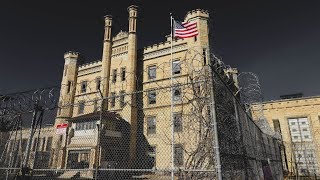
0;0;319;100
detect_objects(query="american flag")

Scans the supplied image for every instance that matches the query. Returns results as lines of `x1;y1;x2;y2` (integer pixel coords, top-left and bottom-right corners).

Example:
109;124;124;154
174;20;198;38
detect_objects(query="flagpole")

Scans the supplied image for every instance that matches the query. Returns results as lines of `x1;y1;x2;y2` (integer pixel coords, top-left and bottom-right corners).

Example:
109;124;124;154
170;13;175;180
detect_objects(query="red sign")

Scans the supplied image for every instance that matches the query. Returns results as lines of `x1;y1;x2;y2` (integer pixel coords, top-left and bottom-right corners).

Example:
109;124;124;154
56;123;68;134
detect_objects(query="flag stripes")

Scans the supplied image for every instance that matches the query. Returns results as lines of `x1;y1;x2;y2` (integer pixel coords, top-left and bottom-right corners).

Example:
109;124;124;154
174;21;198;38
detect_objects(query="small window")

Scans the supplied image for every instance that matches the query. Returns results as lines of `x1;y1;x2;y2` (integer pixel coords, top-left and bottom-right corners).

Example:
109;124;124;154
292;129;297;132
120;91;125;108
96;77;101;91
301;121;306;125
81;81;87;93
121;67;126;81
174;144;183;166
308;154;314;158
147;116;156;135
194;81;201;94
78;101;85;114
207;105;211;118
272;119;281;133
148;65;157;80
112;69;117;83
304;135;309;139
148;146;156;167
41;138;46;151
293;136;298;139
22;139;27;150
46;137;52;151
110;92;116;108
148;90;156;104
58;107;62;115
93;99;98;112
302;128;308;131
203;48;207;65
290;122;295;125
172;60;181;75
64;67;67;76
173;113;182;132
172;86;181;101
67;81;72;93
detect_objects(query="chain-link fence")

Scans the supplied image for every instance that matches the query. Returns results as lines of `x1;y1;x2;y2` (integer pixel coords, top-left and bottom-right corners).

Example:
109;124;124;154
211;58;284;179
0;52;285;179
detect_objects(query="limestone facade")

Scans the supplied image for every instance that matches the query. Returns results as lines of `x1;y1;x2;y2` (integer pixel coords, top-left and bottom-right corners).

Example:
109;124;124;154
251;96;320;176
51;5;216;176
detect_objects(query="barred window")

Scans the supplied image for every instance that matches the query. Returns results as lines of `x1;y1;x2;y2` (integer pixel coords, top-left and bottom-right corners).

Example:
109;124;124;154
147;116;156;135
172;60;181;75
172;86;181;101
174;144;183;166
112;69;117;83
148;65;156;80
110;92;116;108
81;81;87;93
173;113;182;132
148;90;156;104
76;121;97;130
78;101;85;114
120;91;125;108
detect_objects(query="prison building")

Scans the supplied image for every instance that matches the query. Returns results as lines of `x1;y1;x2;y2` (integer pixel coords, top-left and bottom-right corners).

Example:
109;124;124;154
48;5;247;179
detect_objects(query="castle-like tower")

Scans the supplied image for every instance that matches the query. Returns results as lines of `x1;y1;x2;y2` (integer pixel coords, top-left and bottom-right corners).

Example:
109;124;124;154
51;51;79;168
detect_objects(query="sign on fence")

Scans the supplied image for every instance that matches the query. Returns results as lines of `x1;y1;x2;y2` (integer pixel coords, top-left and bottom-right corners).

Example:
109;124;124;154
56;123;68;134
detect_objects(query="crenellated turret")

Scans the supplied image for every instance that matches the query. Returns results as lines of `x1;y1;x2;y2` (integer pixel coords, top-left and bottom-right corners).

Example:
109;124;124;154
184;9;210;51
60;51;79;117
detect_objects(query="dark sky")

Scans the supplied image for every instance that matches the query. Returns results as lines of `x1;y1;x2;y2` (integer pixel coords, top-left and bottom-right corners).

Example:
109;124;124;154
0;0;319;100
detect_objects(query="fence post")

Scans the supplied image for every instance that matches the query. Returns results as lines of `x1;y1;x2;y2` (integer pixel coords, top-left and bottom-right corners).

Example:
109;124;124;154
21;101;41;177
209;69;222;180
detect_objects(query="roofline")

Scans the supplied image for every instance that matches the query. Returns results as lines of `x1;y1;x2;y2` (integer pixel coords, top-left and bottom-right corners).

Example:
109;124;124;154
260;95;320;104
